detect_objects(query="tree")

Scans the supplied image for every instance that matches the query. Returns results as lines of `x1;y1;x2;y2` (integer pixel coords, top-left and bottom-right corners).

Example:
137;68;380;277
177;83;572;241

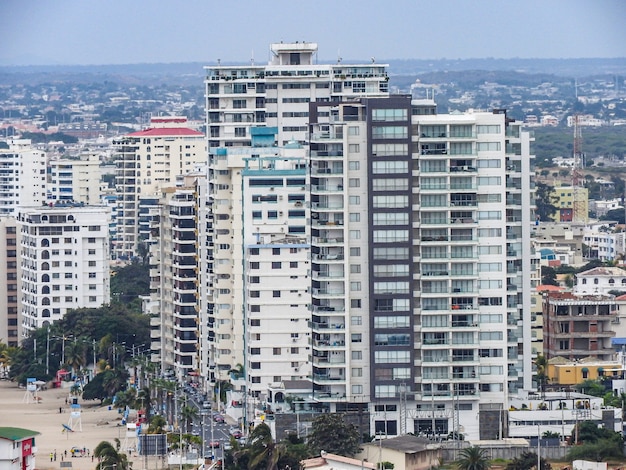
535;182;558;221
505;451;551;470
307;414;361;458
93;440;130;469
456;446;489;470
535;354;548;392
541;266;559;286
146;415;167;434
243;423;282;470
180;404;198;433
65;341;86;375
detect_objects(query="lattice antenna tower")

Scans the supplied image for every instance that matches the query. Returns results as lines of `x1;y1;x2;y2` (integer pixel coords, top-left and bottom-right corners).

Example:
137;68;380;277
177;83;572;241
572;114;585;223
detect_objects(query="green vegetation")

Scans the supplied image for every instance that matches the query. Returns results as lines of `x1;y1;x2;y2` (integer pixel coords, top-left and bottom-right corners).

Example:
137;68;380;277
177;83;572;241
94;440;131;469
505;451;551;470
20;131;78;144
533;127;626;167
456;446;490;470
110;260;150;313
567;420;624;461
307;413;362;457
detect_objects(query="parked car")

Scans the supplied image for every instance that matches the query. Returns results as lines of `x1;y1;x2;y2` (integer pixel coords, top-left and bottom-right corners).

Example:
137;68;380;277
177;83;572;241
213;414;225;423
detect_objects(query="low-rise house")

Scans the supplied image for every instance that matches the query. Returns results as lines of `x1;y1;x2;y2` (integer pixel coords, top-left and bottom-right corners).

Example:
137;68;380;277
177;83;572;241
302;451;376;470
358;435;441;470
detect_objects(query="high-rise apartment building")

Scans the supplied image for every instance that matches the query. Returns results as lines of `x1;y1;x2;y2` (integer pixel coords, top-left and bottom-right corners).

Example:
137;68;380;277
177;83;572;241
17;204;111;333
0;216;20;346
48;152;102;204
148;174;207;380
203;43;535;440
308;95;534;439
204;42;389;149
203;43;390;387
206;130;310;392
113;117;205;260
0;139;46;215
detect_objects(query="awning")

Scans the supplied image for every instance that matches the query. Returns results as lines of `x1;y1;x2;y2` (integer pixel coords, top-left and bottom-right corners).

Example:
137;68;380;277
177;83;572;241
581;367;589;372
597;367;604;373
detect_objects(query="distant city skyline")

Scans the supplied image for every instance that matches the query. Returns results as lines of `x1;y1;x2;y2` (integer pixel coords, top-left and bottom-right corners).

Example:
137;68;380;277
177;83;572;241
1;0;626;66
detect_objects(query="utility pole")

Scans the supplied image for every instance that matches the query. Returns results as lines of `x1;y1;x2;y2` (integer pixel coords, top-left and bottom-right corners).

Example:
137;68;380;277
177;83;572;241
92;339;96;378
46;327;50;375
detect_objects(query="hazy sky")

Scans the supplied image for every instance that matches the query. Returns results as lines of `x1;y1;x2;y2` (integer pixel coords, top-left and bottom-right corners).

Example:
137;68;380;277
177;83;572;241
1;0;625;65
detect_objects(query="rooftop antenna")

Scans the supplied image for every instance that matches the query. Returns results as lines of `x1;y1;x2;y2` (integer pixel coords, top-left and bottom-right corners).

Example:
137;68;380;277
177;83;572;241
251;50;254;66
337;50;342;64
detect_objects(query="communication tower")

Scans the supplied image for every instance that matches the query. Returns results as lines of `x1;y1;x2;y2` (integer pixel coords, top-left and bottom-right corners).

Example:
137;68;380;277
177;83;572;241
572;114;585;223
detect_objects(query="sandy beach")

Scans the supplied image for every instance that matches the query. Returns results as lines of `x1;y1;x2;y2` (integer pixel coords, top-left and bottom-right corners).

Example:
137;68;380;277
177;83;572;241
0;380;145;469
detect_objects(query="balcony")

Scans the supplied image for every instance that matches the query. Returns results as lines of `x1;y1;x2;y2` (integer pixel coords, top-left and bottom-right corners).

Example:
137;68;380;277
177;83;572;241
309;321;346;332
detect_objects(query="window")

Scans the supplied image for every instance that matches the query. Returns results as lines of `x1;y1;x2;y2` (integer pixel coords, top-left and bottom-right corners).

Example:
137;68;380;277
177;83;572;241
348;126;360;136
250;262;260;269
350;247;361;256
350;265;361;274
350;282;361;291
477;176;501;186
349;230;361;240
352;368;363;377
272;262;282;269
372;109;408;121
349;195;360;205
273;348;281;355
273;291;281;298
272;248;280;255
352;351;362;360
88;261;96;267
290;261;298;268
348;144;360;153
372;160;408;174
351;316;362;325
348;161;360;170
372;143;408;156
349;213;360;222
351;334;362;343
351;299;362;308
352;385;363;395
348;178;360;188
373;195;408;208
477;142;501;151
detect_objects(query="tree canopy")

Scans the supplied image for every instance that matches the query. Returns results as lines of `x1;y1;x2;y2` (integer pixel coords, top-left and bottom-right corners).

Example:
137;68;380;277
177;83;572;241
307;414;361;458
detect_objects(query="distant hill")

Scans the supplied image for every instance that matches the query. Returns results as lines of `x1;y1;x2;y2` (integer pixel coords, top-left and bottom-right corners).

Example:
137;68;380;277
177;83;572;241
0;57;624;86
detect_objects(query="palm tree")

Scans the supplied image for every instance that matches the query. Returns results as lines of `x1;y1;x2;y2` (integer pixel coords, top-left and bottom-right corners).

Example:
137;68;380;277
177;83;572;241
180;404;198;433
535;354;548;393
245;423;283;470
94;440;130;470
147;415;167;434
457;446;489;470
0;342;17;378
65;341;85;376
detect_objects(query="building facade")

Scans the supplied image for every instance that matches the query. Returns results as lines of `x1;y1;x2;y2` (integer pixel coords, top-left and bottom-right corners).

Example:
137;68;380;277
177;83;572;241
206;134;310;396
543;292;617;361
113;116;205;260
17;204;111;333
307;96;534;440
204;42;389;149
147;174;207;381
48;152;102;204
0;139;46;215
0;216;20;346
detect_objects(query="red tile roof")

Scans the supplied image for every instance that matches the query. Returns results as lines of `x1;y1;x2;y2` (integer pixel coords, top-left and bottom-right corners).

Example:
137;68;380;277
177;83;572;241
128;127;203;137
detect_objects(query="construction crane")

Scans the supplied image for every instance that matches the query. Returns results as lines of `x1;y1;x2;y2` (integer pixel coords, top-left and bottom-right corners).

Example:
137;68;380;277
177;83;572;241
571;114;585;223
